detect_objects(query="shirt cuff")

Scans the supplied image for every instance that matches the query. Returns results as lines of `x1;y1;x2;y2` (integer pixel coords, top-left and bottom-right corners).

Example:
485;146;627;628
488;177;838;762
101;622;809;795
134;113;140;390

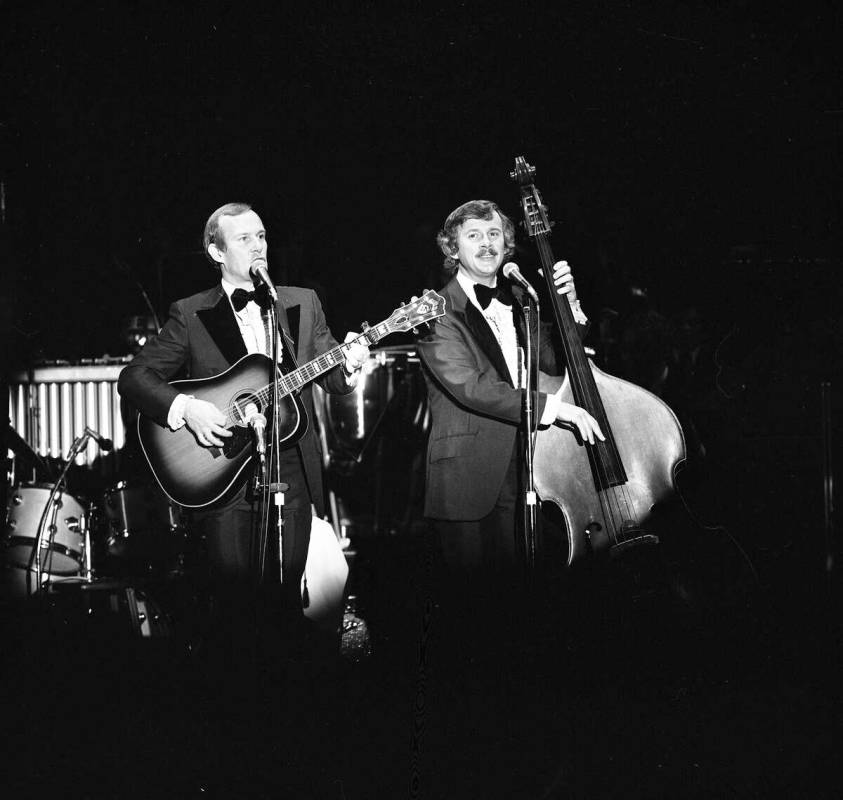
570;298;588;326
540;392;561;426
167;393;194;431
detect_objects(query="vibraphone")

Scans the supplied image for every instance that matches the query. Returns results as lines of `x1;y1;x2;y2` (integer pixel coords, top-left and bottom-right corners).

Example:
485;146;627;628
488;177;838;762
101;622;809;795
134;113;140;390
7;358;131;477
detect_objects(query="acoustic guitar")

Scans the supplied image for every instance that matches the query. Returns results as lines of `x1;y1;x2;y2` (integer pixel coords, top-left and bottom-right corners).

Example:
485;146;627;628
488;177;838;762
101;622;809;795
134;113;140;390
137;290;445;508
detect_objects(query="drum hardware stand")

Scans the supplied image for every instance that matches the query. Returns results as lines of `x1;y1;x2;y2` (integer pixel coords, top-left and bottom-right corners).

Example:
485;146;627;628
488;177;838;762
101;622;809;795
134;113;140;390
28;428;111;594
28;431;87;595
80;512;94;583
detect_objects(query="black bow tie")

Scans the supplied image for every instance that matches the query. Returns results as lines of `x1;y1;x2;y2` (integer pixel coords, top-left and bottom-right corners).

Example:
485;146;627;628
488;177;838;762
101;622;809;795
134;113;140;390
231;286;271;312
474;282;513;310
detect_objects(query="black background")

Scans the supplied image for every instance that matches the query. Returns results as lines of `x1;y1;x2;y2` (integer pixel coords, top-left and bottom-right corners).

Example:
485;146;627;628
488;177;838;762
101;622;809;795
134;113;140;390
1;1;838;373
1;3;842;797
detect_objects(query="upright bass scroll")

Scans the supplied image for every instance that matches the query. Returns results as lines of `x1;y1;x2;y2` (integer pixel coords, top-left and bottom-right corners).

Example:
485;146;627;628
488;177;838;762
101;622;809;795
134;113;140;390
511;156;687;565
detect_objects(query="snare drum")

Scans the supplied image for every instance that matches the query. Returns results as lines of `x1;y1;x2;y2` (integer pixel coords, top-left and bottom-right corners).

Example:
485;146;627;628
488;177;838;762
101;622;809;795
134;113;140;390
3;484;86;576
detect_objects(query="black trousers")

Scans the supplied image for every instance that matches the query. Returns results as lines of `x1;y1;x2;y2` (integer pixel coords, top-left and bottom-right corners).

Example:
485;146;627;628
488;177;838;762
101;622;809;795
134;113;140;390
431;440;531;634
434;439;523;575
195;447;313;634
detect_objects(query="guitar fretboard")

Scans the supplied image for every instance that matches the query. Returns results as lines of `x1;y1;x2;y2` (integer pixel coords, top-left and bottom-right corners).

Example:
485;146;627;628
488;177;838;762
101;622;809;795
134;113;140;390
223;323;392;425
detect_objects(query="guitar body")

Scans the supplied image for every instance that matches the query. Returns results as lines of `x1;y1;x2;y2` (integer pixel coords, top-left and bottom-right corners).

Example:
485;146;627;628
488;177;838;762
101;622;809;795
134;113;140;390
134;291;447;509
537;365;686;565
137;353;307;508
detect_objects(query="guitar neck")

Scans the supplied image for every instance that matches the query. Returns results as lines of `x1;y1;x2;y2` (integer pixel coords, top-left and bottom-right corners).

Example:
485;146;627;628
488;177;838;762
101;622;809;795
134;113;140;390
258;322;394;405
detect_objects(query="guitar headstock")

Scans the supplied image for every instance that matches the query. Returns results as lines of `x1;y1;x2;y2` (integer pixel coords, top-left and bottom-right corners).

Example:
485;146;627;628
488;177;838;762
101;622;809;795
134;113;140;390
510;154;553;239
387;289;446;333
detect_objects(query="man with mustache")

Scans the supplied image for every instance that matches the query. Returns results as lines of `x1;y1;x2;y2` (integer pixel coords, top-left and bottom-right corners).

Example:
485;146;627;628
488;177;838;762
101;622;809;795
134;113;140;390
118;202;368;661
418;200;603;626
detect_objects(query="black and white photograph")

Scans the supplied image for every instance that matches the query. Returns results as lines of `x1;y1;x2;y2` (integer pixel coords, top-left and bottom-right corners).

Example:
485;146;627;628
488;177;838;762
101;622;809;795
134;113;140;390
1;2;839;797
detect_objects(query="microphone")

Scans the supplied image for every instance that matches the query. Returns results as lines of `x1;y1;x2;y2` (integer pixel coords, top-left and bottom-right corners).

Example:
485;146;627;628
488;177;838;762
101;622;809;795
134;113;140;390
249;263;278;302
502;263;539;303
244;403;267;457
84;426;113;452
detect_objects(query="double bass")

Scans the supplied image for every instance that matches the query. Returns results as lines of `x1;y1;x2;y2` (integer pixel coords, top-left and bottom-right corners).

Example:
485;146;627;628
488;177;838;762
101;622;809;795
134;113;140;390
511;156;686;565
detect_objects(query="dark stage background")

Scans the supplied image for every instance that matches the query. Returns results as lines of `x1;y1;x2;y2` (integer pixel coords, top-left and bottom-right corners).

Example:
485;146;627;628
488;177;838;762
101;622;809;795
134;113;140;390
1;2;838;361
0;2;841;798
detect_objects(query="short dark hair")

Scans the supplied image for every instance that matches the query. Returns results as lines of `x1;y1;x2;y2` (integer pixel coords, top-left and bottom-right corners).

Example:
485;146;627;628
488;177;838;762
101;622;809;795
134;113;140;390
203;202;253;266
436;199;516;276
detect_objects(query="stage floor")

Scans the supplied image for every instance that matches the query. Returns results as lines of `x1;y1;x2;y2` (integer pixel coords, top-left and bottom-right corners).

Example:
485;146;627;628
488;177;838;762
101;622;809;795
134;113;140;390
1;521;840;799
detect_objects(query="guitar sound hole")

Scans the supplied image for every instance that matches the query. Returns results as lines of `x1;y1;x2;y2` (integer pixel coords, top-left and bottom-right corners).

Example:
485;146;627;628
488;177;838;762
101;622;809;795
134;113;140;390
232;393;263;425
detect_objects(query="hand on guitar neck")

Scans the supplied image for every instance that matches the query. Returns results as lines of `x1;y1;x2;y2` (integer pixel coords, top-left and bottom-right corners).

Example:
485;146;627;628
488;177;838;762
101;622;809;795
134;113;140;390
341;331;370;382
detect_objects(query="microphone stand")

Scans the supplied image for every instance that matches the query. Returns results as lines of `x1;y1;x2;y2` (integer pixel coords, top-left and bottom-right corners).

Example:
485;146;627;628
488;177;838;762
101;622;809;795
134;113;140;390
257;300;287;587
28;432;88;596
521;296;539;571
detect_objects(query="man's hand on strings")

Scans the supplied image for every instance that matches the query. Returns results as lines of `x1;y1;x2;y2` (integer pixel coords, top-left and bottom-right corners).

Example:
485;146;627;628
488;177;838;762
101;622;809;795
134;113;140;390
554;392;605;445
185;398;232;448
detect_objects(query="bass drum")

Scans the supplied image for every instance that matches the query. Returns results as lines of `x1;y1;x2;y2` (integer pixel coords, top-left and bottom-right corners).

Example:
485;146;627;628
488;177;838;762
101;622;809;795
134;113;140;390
2;484;87;596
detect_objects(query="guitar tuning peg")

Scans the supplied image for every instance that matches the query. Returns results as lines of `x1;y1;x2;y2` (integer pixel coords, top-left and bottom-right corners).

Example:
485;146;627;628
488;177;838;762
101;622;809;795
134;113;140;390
411;327;419;335
399;301;406;308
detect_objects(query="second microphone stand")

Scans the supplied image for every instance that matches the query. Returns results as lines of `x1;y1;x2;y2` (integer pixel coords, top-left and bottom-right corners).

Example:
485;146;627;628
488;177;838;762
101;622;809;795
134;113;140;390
521;295;539;571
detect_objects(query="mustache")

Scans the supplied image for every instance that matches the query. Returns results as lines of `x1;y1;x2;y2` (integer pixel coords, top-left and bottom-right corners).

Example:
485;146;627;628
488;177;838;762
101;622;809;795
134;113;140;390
477;247;498;257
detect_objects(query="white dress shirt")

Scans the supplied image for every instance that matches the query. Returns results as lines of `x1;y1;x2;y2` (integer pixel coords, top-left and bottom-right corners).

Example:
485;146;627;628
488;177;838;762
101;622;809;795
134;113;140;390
456;270;560;425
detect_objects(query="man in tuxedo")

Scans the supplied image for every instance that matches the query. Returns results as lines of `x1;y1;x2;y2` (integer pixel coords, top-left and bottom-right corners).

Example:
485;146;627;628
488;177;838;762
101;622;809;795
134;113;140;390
418;200;604;607
118;202;368;655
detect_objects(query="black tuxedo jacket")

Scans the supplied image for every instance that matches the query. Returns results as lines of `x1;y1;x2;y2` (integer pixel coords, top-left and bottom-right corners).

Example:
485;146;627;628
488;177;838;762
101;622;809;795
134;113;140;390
118;284;352;516
417;276;569;521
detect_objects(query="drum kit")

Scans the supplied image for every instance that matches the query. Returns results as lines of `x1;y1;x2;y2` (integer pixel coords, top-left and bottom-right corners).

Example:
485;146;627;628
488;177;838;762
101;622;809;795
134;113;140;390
1;477;184;637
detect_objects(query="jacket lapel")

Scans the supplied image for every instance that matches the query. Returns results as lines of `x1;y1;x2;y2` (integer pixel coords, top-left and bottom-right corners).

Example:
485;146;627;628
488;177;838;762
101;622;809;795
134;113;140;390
448;278;514;387
273;300;300;373
195;288;248;366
